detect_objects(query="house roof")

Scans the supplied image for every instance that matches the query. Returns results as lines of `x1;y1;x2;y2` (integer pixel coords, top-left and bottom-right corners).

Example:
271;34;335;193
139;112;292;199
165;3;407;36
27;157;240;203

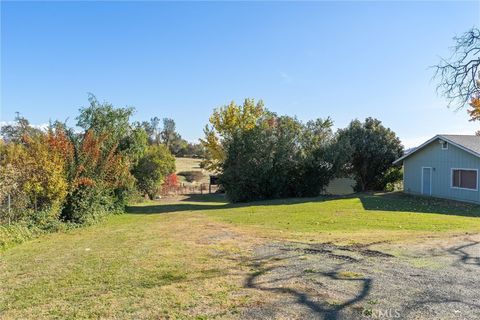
393;134;480;165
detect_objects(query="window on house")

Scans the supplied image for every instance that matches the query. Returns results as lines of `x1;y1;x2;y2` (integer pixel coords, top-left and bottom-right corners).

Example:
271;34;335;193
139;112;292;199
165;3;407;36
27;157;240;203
452;169;477;190
441;141;448;150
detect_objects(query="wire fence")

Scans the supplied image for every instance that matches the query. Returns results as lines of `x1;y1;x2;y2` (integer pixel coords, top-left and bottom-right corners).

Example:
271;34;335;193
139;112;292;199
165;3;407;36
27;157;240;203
1;183;221;224
0;193;26;225
161;183;220;196
0;194;12;224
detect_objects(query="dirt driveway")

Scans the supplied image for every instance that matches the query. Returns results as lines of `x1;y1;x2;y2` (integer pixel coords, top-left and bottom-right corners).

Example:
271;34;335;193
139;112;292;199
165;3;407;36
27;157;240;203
239;234;480;320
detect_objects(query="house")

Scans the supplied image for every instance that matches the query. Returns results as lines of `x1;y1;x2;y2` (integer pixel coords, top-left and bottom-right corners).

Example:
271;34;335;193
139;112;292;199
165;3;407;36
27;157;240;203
394;135;480;203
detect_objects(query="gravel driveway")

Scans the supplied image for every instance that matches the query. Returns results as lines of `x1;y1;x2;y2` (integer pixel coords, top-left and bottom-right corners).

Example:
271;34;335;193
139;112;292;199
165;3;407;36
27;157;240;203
240;235;480;320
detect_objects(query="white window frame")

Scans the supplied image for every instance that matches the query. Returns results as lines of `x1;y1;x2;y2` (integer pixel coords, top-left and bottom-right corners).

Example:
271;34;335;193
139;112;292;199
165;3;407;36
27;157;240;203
450;168;478;191
441;141;448;150
421;167;432;195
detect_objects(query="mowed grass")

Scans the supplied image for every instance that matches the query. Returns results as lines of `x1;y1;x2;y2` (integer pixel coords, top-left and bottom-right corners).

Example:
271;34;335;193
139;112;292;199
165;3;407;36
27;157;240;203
136;192;480;242
1;192;480;318
204;193;480;241
0;213;256;319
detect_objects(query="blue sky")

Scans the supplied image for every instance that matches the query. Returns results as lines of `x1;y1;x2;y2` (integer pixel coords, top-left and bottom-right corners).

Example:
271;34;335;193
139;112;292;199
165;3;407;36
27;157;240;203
1;1;479;147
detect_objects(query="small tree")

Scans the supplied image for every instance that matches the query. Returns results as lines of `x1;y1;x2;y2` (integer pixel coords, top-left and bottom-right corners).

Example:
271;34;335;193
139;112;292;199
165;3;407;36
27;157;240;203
161;173;179;195
62;129;135;224
336;118;403;191
133;144;175;199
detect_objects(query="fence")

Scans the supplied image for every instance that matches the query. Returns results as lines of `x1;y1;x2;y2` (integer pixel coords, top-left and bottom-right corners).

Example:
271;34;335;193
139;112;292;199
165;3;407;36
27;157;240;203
0;194;11;224
0;193;24;225
0;183;221;223
161;183;220;196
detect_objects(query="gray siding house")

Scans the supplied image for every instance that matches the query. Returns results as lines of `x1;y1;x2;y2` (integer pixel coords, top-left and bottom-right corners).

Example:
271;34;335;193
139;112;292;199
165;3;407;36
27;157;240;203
394;135;480;203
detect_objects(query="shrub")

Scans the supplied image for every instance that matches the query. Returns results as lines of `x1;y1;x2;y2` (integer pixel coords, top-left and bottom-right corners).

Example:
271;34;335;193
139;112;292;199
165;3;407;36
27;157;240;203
161;173;180;195
61;129;137;223
21;135;69;216
133;144;176;199
0;131;69;222
62;185;113;225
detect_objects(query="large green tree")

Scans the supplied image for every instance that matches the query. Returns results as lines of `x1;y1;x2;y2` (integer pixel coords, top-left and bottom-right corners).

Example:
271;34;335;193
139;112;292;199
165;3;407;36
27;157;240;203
336;117;403;192
201;98;267;172
220;115;340;202
76;94;147;163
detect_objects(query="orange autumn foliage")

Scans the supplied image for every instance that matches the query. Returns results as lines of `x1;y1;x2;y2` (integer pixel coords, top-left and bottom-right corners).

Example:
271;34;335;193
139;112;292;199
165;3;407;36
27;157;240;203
72;130;134;190
468;95;480;122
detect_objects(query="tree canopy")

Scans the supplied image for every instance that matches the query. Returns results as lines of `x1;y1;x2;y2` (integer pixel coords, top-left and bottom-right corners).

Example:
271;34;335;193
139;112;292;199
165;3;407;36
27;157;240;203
220;115;343;202
201;98;267;172
336;117;404;192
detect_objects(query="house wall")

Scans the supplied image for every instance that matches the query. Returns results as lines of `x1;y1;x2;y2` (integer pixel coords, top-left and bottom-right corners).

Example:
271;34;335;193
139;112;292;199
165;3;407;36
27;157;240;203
403;139;480;203
323;178;356;195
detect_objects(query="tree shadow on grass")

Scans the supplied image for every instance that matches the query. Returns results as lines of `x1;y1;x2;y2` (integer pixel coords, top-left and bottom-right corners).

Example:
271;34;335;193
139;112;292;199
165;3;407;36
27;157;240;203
180;193;229;203
359;192;480;217
126;192;480;218
125;203;230;214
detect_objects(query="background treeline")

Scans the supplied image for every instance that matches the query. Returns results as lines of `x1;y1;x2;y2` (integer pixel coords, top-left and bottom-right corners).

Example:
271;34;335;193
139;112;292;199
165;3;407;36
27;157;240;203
201;99;404;202
0;95;187;247
141;117;205;158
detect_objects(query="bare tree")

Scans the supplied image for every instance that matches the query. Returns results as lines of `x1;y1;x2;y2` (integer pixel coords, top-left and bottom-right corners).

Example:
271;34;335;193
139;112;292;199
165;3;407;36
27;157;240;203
434;27;480;109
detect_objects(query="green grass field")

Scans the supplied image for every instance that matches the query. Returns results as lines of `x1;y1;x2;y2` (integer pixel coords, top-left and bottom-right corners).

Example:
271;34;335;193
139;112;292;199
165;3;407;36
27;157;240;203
206;193;480;241
1;193;480;318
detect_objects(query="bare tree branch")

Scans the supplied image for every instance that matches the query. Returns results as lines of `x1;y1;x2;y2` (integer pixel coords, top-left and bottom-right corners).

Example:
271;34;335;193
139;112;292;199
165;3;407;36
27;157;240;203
433;27;480;109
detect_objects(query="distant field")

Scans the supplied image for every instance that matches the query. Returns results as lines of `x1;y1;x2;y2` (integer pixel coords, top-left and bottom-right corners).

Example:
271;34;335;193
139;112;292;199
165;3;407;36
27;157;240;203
175;157;211;185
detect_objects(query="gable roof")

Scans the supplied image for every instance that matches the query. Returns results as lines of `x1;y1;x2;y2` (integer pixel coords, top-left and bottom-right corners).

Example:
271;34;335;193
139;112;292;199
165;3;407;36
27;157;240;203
393;134;480;165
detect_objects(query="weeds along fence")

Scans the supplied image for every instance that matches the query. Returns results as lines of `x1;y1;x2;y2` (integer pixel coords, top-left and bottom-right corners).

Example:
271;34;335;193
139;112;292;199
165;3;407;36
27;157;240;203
1;184;221;223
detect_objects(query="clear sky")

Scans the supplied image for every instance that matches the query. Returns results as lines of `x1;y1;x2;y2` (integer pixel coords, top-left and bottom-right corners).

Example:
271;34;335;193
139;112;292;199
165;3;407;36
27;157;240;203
1;1;479;148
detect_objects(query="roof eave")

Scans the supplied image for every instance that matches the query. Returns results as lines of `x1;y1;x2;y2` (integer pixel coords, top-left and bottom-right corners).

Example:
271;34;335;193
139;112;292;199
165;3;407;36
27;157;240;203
393;134;480;165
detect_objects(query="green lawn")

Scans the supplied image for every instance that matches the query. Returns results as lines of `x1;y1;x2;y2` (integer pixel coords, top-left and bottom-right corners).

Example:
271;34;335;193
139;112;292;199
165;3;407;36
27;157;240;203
1;193;480;318
0;212;254;319
130;192;480;242
205;193;480;240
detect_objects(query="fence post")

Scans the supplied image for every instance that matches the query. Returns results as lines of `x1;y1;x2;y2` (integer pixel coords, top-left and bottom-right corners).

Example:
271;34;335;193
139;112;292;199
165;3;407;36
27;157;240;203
8;194;11;225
